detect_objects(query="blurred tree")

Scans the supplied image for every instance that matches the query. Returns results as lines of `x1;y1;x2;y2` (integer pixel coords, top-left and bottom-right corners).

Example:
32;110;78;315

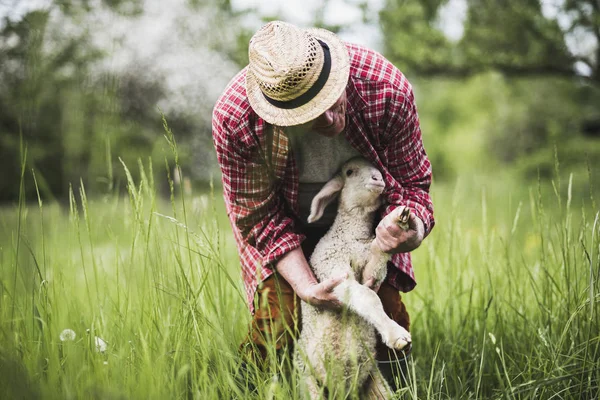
380;0;598;83
379;0;600;181
0;0;252;202
0;4;163;202
0;10;103;202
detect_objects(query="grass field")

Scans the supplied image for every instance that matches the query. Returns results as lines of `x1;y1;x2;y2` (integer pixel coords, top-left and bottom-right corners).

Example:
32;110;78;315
1;158;599;399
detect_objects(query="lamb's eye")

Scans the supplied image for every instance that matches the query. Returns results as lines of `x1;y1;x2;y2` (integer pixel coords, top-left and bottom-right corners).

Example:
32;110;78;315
346;169;353;177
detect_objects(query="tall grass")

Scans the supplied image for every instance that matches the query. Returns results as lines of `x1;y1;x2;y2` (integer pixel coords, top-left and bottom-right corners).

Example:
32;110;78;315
1;142;598;398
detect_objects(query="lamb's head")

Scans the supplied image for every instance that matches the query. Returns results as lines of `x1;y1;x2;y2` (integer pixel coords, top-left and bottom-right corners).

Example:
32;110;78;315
307;157;385;223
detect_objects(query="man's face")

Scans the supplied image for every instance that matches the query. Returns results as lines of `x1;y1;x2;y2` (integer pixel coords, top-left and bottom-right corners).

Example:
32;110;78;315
298;91;347;137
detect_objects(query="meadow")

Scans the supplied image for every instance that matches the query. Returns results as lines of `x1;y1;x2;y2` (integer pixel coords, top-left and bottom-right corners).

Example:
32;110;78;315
1;157;599;399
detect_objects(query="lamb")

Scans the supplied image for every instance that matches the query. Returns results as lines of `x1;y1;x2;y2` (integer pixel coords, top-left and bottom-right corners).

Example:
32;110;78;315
294;157;412;399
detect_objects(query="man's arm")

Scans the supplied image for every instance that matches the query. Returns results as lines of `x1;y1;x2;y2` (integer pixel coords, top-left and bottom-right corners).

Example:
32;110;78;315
276;247;344;309
213;109;343;309
376;86;434;254
213;111;300;261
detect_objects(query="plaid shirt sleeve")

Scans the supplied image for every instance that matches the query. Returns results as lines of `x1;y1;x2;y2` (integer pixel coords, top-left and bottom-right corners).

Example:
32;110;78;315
344;43;434;238
213;119;304;267
212;73;304;284
342;43;434;292
381;86;435;236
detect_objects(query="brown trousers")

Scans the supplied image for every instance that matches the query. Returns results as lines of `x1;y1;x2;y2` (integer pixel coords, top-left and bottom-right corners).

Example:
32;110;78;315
242;227;411;364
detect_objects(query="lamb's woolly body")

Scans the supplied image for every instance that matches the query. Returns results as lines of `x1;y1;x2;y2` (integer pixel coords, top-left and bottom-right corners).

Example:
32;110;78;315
295;157;410;399
298;207;380;390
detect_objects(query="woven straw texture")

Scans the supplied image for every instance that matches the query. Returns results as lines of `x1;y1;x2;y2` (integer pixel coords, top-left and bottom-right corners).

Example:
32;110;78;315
246;21;350;126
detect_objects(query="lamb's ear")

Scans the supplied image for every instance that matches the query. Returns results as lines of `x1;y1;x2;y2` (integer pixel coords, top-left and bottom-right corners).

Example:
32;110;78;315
307;174;344;223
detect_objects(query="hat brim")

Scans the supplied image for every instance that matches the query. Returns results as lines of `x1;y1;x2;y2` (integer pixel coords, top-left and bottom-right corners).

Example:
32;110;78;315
245;27;350;127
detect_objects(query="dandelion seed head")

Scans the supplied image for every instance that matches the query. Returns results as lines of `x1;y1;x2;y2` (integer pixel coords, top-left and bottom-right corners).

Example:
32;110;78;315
95;336;108;353
60;329;77;342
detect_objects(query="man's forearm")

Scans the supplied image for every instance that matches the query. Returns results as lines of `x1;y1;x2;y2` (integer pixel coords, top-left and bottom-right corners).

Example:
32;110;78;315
275;246;344;309
275;247;318;297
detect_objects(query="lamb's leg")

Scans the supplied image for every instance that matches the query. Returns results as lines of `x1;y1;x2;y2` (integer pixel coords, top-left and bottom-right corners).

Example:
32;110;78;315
363;208;412;286
295;348;322;400
300;374;321;400
363;372;393;400
361;241;390;287
333;280;411;349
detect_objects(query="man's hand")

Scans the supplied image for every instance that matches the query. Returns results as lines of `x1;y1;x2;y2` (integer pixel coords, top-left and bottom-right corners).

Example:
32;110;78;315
276;247;345;310
299;274;347;310
375;206;425;254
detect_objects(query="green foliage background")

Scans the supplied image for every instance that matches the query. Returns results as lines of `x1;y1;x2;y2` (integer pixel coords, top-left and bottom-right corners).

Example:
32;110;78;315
1;0;599;398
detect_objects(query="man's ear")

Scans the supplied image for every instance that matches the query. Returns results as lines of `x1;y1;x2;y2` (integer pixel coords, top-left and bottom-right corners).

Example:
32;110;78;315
307;174;344;223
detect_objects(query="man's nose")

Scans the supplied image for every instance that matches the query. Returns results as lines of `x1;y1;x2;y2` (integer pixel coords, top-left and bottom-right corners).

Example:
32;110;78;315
318;110;334;126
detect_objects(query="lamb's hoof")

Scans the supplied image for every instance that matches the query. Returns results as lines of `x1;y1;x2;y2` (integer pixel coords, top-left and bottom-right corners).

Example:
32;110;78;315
383;326;412;350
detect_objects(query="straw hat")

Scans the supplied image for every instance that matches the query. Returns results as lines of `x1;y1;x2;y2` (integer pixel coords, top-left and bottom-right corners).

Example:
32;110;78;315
245;21;350;126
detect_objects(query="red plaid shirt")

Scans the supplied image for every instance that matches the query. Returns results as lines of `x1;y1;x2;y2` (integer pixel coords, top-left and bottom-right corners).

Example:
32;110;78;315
213;43;434;313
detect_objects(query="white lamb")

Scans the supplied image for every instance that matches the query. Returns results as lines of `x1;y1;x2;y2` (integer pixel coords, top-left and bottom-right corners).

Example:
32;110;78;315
295;157;412;399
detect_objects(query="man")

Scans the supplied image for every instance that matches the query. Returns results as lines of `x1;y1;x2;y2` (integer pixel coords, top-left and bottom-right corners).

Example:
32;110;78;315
212;21;434;390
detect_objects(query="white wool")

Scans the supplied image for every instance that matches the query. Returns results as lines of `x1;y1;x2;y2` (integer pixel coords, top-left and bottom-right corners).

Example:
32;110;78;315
294;157;411;399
